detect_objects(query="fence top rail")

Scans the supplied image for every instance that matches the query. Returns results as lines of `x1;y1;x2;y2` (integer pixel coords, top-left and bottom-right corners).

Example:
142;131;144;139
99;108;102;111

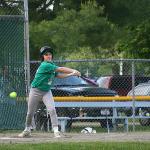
30;58;150;64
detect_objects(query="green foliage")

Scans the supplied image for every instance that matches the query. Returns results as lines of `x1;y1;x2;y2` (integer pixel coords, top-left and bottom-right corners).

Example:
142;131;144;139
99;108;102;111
106;0;150;26
63;47;115;76
2;0;150;60
78;1;117;49
28;0;55;22
64;47;96;76
115;20;150;58
1;0;145;60
0;0;24;15
29;0;118;60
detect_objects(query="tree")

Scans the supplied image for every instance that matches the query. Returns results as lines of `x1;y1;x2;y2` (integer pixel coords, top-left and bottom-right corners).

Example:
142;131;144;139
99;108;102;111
103;0;150;27
28;0;104;22
29;0;118;60
64;47;114;77
0;0;23;15
115;20;150;59
28;0;56;22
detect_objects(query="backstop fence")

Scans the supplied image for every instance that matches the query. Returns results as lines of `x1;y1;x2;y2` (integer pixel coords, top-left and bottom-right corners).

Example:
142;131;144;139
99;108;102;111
0;1;150;133
0;0;29;129
29;59;150;133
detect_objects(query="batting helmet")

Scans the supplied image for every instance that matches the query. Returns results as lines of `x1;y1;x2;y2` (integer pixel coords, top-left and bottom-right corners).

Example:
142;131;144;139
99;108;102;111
40;46;54;56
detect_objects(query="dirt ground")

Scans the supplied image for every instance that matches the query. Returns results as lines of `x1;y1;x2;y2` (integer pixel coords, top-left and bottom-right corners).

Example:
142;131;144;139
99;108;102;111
0;132;150;144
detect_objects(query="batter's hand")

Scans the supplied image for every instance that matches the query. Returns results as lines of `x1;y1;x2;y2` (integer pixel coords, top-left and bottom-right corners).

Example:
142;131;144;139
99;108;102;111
73;70;81;77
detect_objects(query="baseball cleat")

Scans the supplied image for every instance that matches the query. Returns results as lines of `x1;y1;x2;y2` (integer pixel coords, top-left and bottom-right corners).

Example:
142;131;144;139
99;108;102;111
18;130;31;138
54;131;61;138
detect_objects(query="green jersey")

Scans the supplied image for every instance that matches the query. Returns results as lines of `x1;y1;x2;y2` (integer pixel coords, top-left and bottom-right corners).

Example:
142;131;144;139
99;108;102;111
31;61;59;91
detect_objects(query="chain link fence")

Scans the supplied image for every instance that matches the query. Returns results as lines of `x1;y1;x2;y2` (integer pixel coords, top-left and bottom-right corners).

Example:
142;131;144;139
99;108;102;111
30;59;150;133
0;0;28;129
0;1;150;133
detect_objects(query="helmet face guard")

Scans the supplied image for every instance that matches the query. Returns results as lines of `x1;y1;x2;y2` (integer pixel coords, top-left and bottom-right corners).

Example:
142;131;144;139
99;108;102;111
40;46;54;56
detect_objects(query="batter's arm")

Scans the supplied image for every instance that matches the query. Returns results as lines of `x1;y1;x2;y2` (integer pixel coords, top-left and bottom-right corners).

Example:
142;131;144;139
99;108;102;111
55;67;81;78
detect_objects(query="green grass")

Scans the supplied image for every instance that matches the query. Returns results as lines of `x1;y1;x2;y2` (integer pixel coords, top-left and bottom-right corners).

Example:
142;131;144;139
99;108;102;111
0;142;150;150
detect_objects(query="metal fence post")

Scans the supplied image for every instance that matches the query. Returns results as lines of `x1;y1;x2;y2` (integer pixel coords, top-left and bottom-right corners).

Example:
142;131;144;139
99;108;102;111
131;61;136;131
24;0;30;95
